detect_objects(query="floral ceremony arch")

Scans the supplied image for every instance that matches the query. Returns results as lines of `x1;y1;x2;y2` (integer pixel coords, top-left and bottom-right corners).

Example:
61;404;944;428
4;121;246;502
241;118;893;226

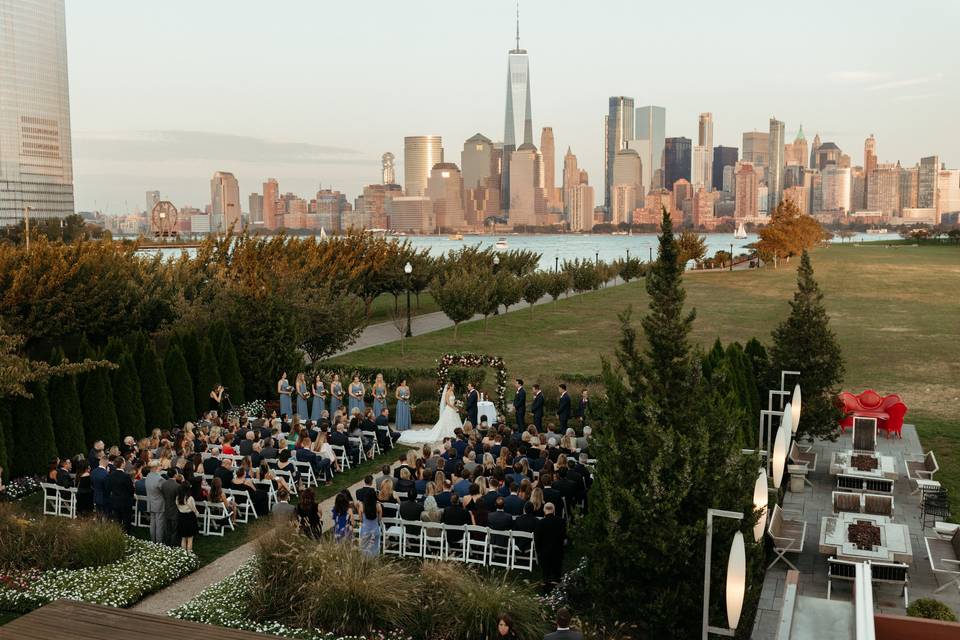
436;353;508;414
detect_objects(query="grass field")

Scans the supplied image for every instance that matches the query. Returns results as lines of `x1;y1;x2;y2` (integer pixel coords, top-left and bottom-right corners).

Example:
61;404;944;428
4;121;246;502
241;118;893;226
366;291;438;324
332;244;960;503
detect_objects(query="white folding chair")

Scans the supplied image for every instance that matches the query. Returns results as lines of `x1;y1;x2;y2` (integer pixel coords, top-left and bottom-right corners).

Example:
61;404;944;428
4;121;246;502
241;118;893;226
381;517;405;556
422;522;446;560
464;525;489;566
293;460;318;488
487;527;512;569
254;479;277;511
349;436;367;464
203;501;234;536
41;482;60;516
273;468;298;496
134;494;151;528
362;430;381;457
445;526;467;561
56;486;77;519
224;489;256;523
331;444;351;470
402;520;424;558
509;530;536;571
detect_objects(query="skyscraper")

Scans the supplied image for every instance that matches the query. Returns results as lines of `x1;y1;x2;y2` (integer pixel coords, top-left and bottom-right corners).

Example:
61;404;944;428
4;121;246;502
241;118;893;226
784;126;808;168
611;148;642;225
698;113;714;149
263;178;279;229
815;142;842;169
664;137;692;187
821;165;851;213
562;147;579;217
426;163;465;231
0;0;75;224
145;190;160;215
866;163;900;216
569;183;594;232
605;96;634;211
742;132;769;168
461;133;500;225
695;113;714;191
767;118;785;211
810;133;822;170
508;143;543;227
937;169;960;217
540;127;561;209
712;146;738;193
501;9;533;212
210;171;241;233
633;106;666;191
899;164;919;211
918;155;940;209
404;136;443;197
863;135;877;209
248;193;263;223
382;152;396;185
734;163;758;220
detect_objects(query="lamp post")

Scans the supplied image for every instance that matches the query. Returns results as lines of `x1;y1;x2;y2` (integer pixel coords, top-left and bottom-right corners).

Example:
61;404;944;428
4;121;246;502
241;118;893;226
493;255;500;315
554;253;559;273
23;206;32;250
594;248;599;265
702;508;746;638
403;261;413;337
626;248;630;261
649;246;653;262
729;243;733;272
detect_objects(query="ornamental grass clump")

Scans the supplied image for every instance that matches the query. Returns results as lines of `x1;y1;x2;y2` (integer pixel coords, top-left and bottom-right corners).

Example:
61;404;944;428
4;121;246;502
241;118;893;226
248;530;418;636
0;503;125;571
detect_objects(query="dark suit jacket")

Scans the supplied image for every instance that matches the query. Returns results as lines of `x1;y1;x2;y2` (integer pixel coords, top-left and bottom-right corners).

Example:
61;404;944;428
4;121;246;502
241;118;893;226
91;466;109;506
531;392;544;422
512;513;537;551
487;509;513;546
544;630;584;640
399;500;424;527
107;469;134;510
503;494;525;516
543;487;565;519
466;389;479;423
214;466;234;488
202;457;221;476
441;504;471;544
238;440;254;456
557;392;572;421
513;387;526;414
578;398;589;418
160;478;180;520
535;514;567;559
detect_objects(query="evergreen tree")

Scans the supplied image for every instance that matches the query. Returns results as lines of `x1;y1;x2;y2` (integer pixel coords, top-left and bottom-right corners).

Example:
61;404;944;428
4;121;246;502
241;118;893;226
179;331;204;414
195;338;221;414
576;209;759;636
164;342;196;426
702;338;726;380
81;357;120;449
139;342;175;430
0;400;11;479
47;348;87;458
105;337;146;438
210;323;245;404
769;250;845;440
11;383;58;477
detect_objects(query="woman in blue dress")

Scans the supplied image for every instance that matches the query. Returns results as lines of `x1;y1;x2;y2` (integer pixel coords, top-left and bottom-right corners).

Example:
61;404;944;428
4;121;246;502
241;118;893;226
348;374;366;415
329;374;343;418
358;491;382;557
394;378;412;431
311;374;326;423
295;373;310;419
371;373;387;416
277;372;292;419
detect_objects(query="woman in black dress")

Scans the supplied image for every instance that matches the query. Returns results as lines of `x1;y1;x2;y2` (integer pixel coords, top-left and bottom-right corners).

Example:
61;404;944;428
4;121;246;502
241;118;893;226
74;459;94;516
176;483;200;551
296;488;322;538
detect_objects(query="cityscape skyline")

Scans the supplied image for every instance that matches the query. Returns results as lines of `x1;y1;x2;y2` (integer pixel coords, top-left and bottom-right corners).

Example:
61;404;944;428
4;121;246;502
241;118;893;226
62;1;959;214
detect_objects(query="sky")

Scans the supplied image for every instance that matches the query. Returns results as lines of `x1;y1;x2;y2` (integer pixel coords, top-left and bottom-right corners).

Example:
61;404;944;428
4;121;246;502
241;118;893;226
65;0;960;214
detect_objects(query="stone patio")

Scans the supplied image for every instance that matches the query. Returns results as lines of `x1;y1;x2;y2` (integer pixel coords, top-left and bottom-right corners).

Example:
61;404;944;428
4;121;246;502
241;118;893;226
751;424;958;639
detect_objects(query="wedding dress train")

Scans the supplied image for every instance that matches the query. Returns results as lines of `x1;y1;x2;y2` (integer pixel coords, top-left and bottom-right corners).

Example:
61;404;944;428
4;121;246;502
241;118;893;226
397;385;462;446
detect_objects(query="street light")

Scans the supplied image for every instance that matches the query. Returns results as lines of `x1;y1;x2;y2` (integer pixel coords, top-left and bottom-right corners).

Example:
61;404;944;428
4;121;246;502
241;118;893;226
702;508;746;638
594;248;599;264
403;261;413;338
493;255;500;314
649;246;653;262
626;248;630;261
729;243;734;272
554;253;559;273
790;384;802;435
772;420;790;489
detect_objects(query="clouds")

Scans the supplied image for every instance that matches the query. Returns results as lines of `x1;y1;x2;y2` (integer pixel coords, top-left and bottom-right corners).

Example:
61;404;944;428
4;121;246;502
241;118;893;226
827;70;945;93
827;70;884;84
866;74;944;92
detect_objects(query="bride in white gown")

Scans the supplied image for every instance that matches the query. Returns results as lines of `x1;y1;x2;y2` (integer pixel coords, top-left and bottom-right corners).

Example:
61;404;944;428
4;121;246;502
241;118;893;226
397;383;462;446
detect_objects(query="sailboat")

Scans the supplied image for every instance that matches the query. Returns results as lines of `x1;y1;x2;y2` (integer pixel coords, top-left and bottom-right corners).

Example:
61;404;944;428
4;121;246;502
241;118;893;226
319;227;328;240
734;222;747;239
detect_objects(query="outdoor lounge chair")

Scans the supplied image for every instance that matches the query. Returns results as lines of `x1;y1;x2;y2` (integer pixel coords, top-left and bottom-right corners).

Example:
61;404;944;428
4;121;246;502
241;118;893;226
767;504;807;571
852;417;877;453
789;441;817;487
924;527;960;593
906;450;939;486
832;491;862;515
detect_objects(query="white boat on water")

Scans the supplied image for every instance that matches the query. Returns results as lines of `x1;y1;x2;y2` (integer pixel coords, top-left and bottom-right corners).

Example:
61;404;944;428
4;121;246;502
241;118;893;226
319;227;328;240
494;237;508;251
866;228;889;234
734;222;747;239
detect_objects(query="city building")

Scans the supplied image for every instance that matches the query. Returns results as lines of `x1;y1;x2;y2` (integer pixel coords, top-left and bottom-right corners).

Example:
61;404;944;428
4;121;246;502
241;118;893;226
815;142;842;168
768;117;785;211
757;185;769;215
712;146;738;194
210;171;241;233
262;178;279;229
937;169;960;217
605;96;635;210
611;184;637;226
821;165;851;213
387;196;434;233
734;163;758;220
612;148;642;201
540;127;561;209
508;143;543;227
382;152;396;185
248;193;263;224
0;0;75;225
633;105;666;190
918;155;940;209
810;133;822;169
314;188;348;233
783;185;807;214
501;15;533;212
362;183;402;229
145;190;160;215
783;125;808;168
692;146;711;191
742;131;769;167
850;167;865;213
461;133;501;226
863;135;877;208
722;165;736;193
562;147;579;218
698;112;713;150
866;163;900;216
569;183;594;232
671;179;693;220
403;136;443;197
899;164;919;211
426;163;465;231
691;187;716;227
664;137;692;187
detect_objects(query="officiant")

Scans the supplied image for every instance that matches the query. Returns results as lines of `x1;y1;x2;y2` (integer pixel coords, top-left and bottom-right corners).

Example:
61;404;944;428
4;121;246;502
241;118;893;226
465;382;479;426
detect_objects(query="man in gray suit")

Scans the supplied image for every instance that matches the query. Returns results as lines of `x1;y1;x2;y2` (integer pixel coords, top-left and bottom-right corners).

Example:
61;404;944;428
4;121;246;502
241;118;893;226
543;608;583;640
160;468;181;546
271;488;296;522
144;461;165;544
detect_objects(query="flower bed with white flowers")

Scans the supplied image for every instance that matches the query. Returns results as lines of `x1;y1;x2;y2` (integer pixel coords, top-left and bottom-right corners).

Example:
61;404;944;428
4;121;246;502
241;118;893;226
0;537;199;612
170;560;409;640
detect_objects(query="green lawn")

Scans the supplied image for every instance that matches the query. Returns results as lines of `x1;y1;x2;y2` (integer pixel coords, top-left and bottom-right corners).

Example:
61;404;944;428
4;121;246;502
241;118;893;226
366;291;439;324
332;244;960;504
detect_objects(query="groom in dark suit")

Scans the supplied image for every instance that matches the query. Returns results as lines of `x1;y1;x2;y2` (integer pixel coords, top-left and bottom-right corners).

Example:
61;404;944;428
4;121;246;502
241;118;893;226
513;379;526;428
556;383;572;431
465;382;479;427
530;384;544;430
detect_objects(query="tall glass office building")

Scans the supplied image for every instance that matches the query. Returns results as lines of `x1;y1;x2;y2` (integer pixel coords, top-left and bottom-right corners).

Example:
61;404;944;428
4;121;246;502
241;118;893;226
501;29;532;214
633;105;666;191
0;0;75;225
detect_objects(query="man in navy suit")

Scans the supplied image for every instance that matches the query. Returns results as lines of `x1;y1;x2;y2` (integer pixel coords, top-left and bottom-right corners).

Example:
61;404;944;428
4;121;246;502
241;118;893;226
556;383;572;431
513;379;526;428
530;384;544;430
465;382;479;427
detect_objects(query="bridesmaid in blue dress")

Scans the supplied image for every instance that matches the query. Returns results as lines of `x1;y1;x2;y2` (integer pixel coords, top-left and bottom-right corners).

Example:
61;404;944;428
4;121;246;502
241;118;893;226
372;373;387;416
295;373;310;419
311;374;327;422
394;379;412;431
277;372;292;419
329;374;343;418
348;374;366;415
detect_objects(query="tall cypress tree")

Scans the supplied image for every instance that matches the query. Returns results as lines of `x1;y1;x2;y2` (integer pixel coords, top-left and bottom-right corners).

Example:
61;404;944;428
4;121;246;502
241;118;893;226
139;342;175;430
164;342;196;426
769;250;845;440
179;331;204;415
195;338;221;415
576;209;758;635
105;338;146;439
81;359;121;449
211;324;244;404
11;383;58;477
47;348;87;458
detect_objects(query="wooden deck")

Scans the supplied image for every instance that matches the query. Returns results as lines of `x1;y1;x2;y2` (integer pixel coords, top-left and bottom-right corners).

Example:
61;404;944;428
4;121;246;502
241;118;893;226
0;600;273;640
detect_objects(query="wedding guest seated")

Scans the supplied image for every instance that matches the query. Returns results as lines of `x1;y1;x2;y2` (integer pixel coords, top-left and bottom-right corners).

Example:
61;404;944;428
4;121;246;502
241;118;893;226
312;431;339;477
374;408;401;448
435;477;453;509
87;441;105;469
295;488;322;538
238;430;256;456
260;437;279;461
275;449;300;484
513;502;538;552
420;488;443;534
540;473;565;520
214;457;235;488
375;465;392;492
482;476;501;511
576;427;591;454
295;435;331;480
440;493;471;547
231;466;269;517
423;447;440;475
395;467;416;498
504;483;525;516
452;429;469;459
329;422;360;464
394;450;417;480
462;450;479;476
452;467;471;498
55;457;73;488
487;497;513;548
399;489;423;534
202;447;221;476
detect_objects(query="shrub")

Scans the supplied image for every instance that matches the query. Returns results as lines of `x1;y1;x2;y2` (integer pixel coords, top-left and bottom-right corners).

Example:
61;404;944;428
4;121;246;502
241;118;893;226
194;338;221;416
81;363;120;449
104;338;146;439
72;520;128;569
10;383;57;477
47;349;86;459
0;504;126;571
164;342;196;426
411;401;439;425
906;598;958;622
138;342;174;430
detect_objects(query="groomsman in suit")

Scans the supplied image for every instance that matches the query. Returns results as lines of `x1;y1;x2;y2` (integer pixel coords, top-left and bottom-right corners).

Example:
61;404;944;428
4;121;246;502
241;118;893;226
513;379;526;428
530;384;544;430
465;382;479;427
556;383;572;431
578;389;590;427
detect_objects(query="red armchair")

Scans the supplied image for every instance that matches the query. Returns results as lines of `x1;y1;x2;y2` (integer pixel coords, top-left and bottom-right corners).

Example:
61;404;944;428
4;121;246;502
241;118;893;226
838;389;908;438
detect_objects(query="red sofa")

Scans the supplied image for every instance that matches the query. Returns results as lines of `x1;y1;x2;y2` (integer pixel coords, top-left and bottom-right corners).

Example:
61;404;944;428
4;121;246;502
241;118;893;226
838;389;908;438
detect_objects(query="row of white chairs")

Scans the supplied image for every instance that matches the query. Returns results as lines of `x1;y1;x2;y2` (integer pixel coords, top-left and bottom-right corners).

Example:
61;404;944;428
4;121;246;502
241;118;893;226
133;495;236;536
